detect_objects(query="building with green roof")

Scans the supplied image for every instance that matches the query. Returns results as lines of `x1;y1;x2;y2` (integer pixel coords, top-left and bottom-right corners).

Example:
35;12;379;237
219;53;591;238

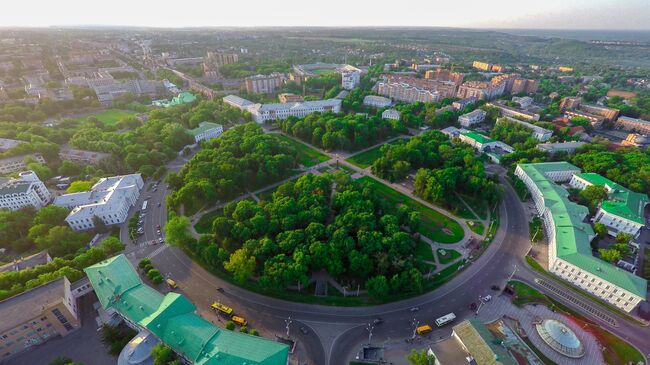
452;319;518;365
458;131;514;163
153;91;197;108
515;162;647;313
188;122;223;143
569;172;649;237
85;255;289;365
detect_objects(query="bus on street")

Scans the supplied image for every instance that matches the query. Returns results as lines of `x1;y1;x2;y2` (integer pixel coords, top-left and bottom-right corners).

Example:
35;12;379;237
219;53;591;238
435;313;456;327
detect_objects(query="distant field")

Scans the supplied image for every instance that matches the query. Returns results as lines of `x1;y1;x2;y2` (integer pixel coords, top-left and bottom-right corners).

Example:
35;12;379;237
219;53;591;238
275;134;329;167
313;69;338;76
85;109;135;126
357;177;464;243
346;139;405;168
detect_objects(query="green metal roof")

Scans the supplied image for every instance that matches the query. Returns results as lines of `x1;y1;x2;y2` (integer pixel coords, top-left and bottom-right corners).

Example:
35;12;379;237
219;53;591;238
461;131;494;144
171;92;197;105
85;255;289;365
188;122;222;137
517;163;647;298
574;173;649;224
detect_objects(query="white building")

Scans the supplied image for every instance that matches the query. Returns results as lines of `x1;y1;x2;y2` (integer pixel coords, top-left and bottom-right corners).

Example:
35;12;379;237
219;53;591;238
569;173;649;237
452;97;477;111
382;109;401;120
222;95;254;110
458;109;486;127
248;99;341;123
0;171;51;211
537;141;586;155
188;122;223;143
515;162;647;312
512;96;533;109
363;95;392;108
0;154;46;175
341;69;361;90
54;174;143;231
459;131;514;163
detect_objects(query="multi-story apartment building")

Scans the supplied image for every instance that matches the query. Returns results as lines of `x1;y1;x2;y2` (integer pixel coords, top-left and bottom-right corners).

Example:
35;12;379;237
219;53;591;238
456;81;505;100
424;69;464;86
515;162;647;312
621;134;650;148
569;173;648;237
472;61;503;72
560;97;620;127
377;80;440;103
458;109;486;127
58;145;110;165
247;99;342;123
92;79;161;105
85;255;288;364
559;96;582;111
615;116;650;134
278;93;304;103
54;174;143;231
188;122;223;143
0;277;80;361
363;95;392;108
244;73;285;94
0;154;45;175
565;110;605;127
0;171;51;211
512;96;533;109
341;68;361;90
206;52;238;66
580;104;620;121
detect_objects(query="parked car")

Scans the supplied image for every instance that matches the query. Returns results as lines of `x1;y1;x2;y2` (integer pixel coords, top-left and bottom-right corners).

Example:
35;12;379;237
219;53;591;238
158;238;164;244
482;295;492;302
491;285;500;291
373;318;384;325
409;307;419;312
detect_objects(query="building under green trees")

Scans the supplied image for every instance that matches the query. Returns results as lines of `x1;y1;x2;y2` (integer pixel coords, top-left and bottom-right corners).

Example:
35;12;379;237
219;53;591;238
84;254;289;365
153;92;197;108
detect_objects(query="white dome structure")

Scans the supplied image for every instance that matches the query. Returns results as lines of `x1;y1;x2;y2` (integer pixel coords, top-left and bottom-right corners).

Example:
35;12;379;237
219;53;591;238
535;319;585;358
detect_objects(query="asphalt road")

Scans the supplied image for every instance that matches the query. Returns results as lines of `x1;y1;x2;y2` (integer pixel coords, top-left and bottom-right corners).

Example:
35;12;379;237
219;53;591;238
123;145;650;365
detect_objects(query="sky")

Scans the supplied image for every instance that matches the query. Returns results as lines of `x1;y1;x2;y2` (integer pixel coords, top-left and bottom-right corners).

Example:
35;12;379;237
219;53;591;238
1;0;649;30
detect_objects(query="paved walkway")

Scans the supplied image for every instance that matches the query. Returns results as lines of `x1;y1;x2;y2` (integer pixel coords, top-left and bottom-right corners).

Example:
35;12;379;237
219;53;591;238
478;295;605;365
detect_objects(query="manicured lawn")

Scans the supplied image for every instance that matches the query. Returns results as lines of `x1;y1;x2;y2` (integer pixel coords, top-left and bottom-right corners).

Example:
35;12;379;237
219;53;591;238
357;176;464;243
468;221;485;235
85;109;135;126
437;248;461;264
313;69;338;76
275;134;329;167
194;210;223;234
346;139;405;168
458;194;489;220
415;240;434;261
508;280;551;306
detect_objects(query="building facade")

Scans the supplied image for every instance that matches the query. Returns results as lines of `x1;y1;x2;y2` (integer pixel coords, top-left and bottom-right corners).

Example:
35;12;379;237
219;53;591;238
188;122;223;143
363;95;392;108
0;154;45;175
278;93;304;103
248;99;342;123
0;277;80;361
244;73;285;94
58;145;110;165
515;162;647;312
341;69;361;90
497;117;552;141
458;109;486;127
54;174;143;231
569;173;648;237
381;109;400;120
615;116;650;134
0;171;51;211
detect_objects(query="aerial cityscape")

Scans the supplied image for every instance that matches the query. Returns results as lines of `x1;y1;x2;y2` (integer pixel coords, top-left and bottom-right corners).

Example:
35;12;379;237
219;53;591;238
1;2;650;365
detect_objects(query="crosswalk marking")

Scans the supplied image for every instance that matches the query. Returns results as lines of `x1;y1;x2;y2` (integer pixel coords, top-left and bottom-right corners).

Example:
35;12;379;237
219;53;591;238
148;244;169;259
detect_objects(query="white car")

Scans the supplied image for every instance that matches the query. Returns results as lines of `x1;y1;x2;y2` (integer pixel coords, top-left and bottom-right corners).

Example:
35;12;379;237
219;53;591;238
482;295;492;302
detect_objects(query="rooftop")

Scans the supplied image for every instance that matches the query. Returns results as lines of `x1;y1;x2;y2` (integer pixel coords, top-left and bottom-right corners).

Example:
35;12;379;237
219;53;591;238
85;255;289;365
461;131;494;144
573;173;649;224
188;122;222;137
453;319;517;365
0;277;70;333
517;163;647;298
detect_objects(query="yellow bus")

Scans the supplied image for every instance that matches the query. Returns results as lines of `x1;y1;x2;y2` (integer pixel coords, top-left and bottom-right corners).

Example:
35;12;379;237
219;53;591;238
211;302;234;315
416;325;432;335
232;316;248;326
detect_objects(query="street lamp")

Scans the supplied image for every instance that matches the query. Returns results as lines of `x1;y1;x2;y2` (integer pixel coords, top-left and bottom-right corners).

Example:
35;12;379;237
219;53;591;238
366;323;375;345
411;318;419;339
285;316;292;338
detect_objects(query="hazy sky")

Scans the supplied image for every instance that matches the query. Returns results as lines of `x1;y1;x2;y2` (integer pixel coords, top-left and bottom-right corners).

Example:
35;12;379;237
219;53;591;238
2;0;649;30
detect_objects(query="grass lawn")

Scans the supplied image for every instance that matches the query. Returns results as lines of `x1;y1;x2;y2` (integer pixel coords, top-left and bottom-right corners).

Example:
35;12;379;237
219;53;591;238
346;139;405;168
508;280;551;307
458;194;489;220
437;248;461;264
275;134;329;167
415;240;434;261
423;260;466;290
193;210;223;234
85;109;135;126
313;69;339;76
357;177;464;243
529;217;543;242
468;221;485;235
